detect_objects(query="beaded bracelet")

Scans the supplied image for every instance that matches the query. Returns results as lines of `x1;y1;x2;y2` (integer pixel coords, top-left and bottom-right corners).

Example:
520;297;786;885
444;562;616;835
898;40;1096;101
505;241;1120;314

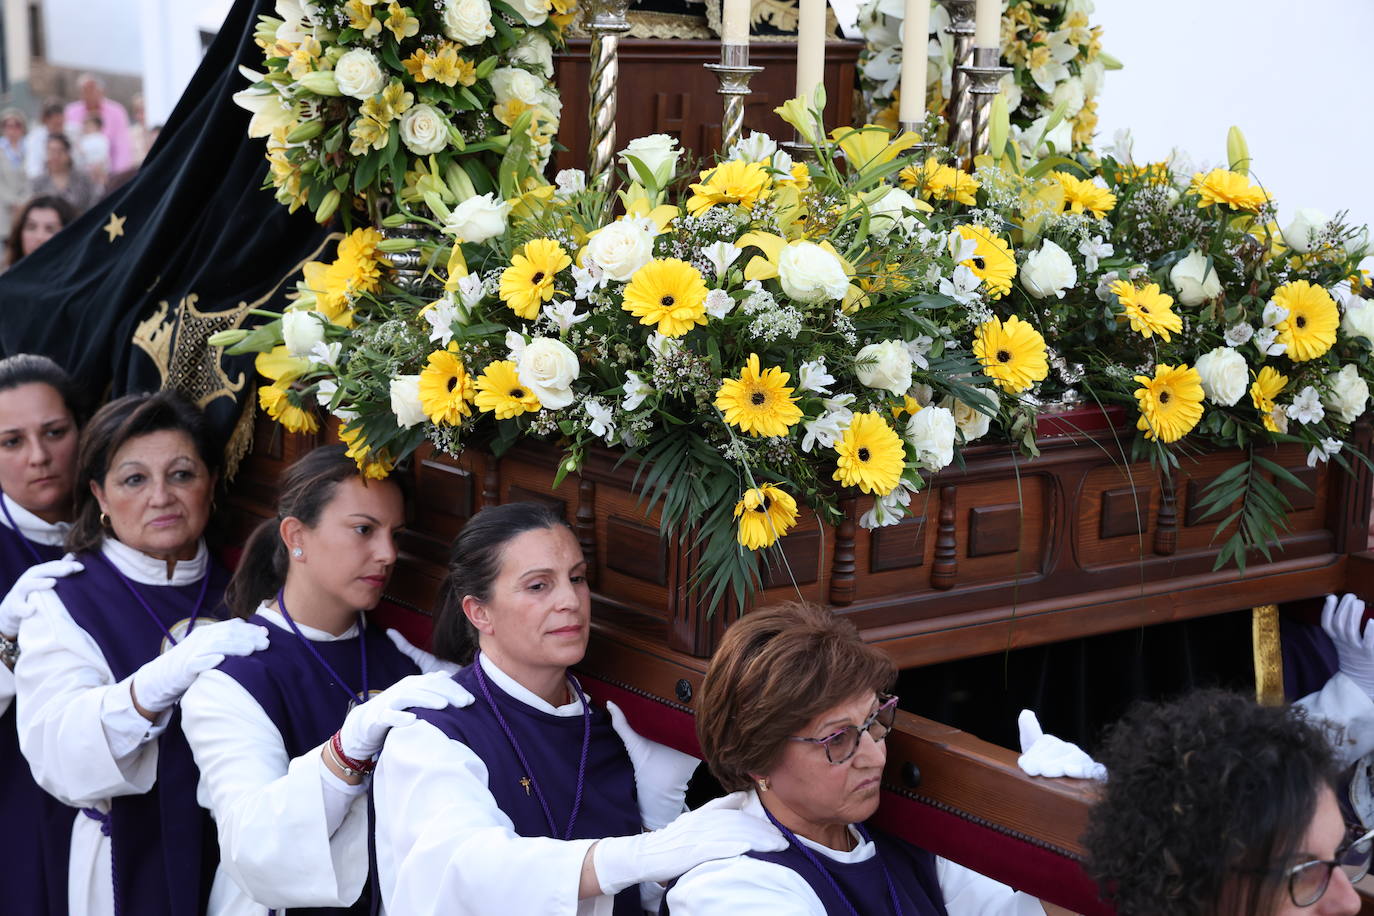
329;731;376;777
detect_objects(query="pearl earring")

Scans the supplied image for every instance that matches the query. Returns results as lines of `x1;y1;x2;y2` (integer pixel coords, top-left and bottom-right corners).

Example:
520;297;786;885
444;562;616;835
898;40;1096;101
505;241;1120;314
291;547;303;558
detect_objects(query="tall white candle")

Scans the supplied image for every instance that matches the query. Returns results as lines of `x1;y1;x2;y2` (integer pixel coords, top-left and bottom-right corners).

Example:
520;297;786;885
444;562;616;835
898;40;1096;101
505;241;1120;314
973;0;1000;48
795;0;826;104
898;0;929;124
722;0;750;45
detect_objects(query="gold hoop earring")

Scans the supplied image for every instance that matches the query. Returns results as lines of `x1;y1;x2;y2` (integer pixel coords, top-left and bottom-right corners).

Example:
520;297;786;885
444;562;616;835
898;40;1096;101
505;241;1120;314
99;512;111;529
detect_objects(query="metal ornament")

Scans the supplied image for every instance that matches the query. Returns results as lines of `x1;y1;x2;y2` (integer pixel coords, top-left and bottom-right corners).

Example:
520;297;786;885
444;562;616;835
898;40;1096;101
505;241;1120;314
705;43;763;155
964;46;1012;162
584;0;634;187
940;0;976;151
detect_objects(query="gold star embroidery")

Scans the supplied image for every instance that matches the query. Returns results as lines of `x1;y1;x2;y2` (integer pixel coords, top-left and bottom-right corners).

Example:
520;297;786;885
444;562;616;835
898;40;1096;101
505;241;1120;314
103;213;126;242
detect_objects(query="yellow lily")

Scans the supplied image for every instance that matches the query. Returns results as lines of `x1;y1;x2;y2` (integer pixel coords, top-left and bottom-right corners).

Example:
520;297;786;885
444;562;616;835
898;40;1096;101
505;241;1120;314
828;125;921;175
255;345;312;385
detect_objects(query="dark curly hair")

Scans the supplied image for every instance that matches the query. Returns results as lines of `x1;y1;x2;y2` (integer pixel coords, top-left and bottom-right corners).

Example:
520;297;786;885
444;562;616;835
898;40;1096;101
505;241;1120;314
1083;689;1342;916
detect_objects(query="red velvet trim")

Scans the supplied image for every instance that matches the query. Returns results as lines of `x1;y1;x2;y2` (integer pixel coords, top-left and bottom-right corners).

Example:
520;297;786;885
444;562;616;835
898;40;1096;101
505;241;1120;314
575;673;1114;915
368;599;438;653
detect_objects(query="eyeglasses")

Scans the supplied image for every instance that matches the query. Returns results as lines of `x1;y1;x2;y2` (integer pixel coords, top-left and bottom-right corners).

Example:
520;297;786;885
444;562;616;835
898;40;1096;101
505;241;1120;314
1286;824;1374;907
788;695;899;765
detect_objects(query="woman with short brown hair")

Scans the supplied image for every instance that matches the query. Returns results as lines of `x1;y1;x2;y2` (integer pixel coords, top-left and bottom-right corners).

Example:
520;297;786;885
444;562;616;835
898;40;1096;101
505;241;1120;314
671;601;1059;915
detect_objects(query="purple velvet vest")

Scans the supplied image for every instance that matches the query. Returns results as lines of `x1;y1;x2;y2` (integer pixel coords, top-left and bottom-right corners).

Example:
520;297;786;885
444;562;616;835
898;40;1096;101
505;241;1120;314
0;521;71;915
55;548;231;916
411;663;643;915
743;826;949;916
215;612;419;916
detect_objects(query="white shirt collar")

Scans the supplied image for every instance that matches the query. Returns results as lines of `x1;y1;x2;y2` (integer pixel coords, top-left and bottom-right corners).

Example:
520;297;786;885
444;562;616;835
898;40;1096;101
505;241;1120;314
0;492;69;547
742;789;872;864
100;536;208;586
478;651;586;718
254;601;360;641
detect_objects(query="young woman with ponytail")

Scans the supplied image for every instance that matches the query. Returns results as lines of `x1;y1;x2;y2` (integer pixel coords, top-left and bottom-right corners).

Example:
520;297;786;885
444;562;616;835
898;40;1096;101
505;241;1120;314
180;444;472;915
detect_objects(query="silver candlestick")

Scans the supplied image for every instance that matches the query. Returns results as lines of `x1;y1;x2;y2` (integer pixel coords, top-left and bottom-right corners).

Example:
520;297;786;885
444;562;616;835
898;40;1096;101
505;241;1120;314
940;0;976;150
705;44;763;155
964;46;1011;162
584;0;633;187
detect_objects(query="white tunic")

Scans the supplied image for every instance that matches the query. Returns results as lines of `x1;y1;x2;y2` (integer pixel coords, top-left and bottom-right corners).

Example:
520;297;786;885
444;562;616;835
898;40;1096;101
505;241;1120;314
374;652;661;916
0;492;68;716
15;537;209;916
665;791;1046;915
1298;672;1374;768
181;603;372;915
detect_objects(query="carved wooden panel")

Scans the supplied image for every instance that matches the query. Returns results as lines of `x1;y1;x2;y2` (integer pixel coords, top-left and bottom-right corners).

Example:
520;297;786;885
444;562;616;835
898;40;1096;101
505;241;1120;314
1278;465;1318;512
760;527;821;588
870;514;928;572
606;515;668;586
1099;486;1150;539
507;484;566;516
968;505;1023;557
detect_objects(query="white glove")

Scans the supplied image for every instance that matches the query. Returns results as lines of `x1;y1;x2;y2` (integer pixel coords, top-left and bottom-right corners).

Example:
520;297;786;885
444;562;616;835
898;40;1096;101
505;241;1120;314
337;671;474;761
593;797;789;895
0;558;83;636
1017;710;1106;781
607;700;700;830
132;619;270;713
1322;593;1374;698
386;628;460;676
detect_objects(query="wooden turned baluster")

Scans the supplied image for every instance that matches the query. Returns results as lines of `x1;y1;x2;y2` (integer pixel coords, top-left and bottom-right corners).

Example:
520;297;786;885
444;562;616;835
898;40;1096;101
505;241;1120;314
576;478;598;586
930;485;958;590
829;496;858;607
481;454;500;507
1154;474;1178;556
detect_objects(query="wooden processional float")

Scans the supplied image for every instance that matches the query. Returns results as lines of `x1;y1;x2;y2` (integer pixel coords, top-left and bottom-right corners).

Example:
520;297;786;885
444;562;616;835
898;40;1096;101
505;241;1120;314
221;3;1374;912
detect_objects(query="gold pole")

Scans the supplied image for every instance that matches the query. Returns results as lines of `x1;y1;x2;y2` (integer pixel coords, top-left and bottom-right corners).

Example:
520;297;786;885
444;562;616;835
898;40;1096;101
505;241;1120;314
1252;604;1284;706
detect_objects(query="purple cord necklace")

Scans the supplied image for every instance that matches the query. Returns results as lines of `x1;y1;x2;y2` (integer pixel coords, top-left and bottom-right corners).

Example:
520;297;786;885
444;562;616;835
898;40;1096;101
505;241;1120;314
761;805;905;916
0;490;45;565
98;549;211;645
275;587;369;705
473;649;591;840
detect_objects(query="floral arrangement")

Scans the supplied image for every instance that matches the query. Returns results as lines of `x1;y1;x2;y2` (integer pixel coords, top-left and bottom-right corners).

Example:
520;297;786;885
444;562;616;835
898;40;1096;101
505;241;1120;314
857;0;1118;154
234;0;570;223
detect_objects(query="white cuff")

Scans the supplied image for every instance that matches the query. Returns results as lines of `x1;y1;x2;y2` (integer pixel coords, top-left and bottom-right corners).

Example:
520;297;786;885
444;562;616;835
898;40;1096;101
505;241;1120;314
317;747;368;836
101;676;170;759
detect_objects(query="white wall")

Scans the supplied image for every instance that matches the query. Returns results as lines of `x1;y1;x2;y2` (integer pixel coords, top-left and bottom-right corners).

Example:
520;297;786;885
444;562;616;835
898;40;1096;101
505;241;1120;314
1093;0;1374;239
42;0;143;74
137;0;232;125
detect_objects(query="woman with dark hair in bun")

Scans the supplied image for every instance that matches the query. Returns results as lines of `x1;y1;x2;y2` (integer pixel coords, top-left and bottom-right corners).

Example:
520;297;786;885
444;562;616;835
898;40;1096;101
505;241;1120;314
0;353;85;914
181;444;471;915
15;390;268;916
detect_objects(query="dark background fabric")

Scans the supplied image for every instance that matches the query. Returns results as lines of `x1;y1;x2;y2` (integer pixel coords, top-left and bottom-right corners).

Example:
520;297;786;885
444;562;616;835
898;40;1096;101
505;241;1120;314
0;0;327;453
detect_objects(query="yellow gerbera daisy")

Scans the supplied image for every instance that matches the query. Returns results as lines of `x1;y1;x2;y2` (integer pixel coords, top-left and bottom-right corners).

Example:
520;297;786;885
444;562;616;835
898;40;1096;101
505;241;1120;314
1052;171;1117;217
258;384;319;434
1250;366;1288;432
1271;280;1339;362
622;258;709;338
954;225;1016;299
900;158;980;206
1191;168;1269;212
832;412;905;495
1133;364;1204;443
733;484;800;549
972;315;1049;394
418;349;476;424
685;160;772;216
1112;280;1183;342
333;227;386;298
338;423;395;480
500;239;571;320
714;353;803;437
473;360;542;419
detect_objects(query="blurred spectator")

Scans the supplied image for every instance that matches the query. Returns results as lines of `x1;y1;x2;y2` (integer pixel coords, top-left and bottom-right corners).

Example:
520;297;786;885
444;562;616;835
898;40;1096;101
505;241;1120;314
24;103;65;180
29;134;99;214
0;110;27;249
4;195;75;270
129;94;152;164
64;74;132;173
78;114;111;188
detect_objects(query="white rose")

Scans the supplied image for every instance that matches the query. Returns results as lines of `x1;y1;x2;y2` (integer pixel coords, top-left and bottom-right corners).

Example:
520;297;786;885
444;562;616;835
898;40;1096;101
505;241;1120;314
1342;300;1374;344
778;241;850;303
516;337;579;409
617;134;681;189
282;309;326;359
490;67;546;107
905;406;956;472
868;187;922;239
584;220;655;282
1169;249;1223;306
445;192;511;243
399;104;448;155
939;388;998;441
441;0;496;44
1283;207;1329;254
333;49;386;100
510;33;554;78
504;0;549;26
1020;239;1077;300
1323;364;1370;423
854;340;913;396
390;375;426;428
1193;346;1248;406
